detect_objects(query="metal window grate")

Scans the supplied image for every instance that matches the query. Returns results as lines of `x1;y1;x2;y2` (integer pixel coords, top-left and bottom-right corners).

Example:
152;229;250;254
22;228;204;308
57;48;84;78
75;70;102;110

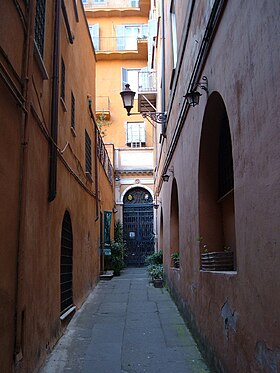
71;91;75;129
60;211;73;314
85;130;92;175
34;0;46;57
61;58;65;101
218;116;234;199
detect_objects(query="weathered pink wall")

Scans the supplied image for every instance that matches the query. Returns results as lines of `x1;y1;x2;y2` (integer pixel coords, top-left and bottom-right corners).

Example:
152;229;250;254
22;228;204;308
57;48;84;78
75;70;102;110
158;1;280;372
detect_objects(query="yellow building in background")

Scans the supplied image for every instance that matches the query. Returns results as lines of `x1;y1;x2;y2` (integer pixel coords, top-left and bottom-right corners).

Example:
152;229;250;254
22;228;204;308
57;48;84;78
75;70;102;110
84;0;158;265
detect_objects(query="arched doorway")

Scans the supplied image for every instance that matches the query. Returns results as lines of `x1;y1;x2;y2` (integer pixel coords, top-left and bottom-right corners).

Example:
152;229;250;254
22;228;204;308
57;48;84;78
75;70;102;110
123;187;154;266
60;211;73;315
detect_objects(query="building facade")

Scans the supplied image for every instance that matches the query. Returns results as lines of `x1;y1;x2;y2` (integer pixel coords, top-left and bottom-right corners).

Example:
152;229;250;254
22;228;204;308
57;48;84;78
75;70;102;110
154;0;280;372
0;1;114;372
85;0;157;265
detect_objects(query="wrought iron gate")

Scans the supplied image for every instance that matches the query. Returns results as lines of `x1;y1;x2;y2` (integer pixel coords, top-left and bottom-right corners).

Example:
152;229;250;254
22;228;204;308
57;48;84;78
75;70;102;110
123;188;154;266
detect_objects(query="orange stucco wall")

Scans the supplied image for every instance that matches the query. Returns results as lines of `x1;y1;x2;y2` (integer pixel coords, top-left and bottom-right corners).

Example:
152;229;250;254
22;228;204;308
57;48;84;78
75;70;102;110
0;2;114;373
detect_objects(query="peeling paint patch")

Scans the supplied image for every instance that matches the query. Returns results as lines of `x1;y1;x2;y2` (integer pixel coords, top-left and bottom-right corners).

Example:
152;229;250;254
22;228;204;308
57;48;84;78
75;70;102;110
220;301;237;340
255;341;280;373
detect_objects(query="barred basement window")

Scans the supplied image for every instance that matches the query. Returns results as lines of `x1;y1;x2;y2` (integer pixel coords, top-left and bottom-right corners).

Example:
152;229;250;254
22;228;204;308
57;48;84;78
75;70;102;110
34;0;46;57
85;130;92;176
71;91;75;129
61;58;65;101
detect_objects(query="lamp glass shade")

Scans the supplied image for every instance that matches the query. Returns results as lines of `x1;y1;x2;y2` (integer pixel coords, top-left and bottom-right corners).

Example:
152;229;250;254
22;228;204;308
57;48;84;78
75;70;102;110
186;91;201;107
120;84;136;114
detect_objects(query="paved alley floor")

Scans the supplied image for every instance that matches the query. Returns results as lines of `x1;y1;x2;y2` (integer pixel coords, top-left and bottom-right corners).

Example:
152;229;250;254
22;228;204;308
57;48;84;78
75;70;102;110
40;268;210;373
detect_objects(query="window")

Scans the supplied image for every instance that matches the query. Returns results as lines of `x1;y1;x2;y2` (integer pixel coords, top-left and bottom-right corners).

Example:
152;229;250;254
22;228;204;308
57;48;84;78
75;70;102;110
218;116;234;199
85;130;92;176
116;24;148;50
71;91;75;129
60;211;73;315
126;122;146;147
130;0;139;7
89;24;99;51
61;58;65;102
122;68;141;96
34;0;46;57
170;0;178;68
82;0;88;4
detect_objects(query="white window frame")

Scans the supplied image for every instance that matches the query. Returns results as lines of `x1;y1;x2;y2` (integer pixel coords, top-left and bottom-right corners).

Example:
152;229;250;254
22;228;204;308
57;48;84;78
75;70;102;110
116;24;148;50
121;67;141;97
170;0;178;68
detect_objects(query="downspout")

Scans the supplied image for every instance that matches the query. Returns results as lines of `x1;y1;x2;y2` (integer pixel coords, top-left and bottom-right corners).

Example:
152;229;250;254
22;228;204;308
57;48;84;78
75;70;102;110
160;0;166;133
14;0;34;362
49;0;61;202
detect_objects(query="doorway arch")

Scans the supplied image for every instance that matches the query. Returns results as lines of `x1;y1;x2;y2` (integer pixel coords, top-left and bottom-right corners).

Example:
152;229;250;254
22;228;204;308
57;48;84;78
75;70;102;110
123;187;154;266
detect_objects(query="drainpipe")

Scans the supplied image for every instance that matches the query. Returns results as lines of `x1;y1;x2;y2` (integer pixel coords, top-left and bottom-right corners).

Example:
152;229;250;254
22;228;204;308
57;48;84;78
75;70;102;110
14;0;34;362
49;0;61;202
160;0;166;131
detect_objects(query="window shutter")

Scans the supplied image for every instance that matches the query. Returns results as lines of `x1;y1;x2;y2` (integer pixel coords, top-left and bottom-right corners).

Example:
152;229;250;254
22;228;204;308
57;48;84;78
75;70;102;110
122;68;128;90
139;122;146;143
89;24;99;51
126;122;145;144
126;122;133;143
116;25;125;50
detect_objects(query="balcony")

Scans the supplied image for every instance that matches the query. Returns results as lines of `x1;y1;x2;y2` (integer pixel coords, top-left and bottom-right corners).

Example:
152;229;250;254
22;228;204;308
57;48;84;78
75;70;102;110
137;71;157;113
95;36;148;61
96;96;110;120
83;0;149;17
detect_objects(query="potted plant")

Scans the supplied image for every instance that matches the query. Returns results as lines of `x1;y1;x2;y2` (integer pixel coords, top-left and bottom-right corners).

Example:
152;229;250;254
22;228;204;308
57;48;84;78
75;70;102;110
171;252;180;268
147;264;164;288
145;250;163;266
110;221;126;276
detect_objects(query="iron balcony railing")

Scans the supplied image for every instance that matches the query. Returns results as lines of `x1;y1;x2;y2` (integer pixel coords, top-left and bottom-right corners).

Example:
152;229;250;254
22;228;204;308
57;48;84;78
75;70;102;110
83;0;139;10
138;71;157;93
95;36;147;52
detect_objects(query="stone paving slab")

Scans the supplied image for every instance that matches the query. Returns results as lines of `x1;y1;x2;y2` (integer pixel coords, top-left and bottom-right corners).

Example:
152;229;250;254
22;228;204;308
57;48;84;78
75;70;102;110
40;268;211;373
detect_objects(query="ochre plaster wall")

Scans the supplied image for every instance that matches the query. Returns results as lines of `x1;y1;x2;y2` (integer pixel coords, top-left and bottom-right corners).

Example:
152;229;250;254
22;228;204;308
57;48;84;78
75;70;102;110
0;1;114;373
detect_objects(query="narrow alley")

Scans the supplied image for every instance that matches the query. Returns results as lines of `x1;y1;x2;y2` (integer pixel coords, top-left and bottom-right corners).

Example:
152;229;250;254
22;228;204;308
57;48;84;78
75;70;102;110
40;268;210;373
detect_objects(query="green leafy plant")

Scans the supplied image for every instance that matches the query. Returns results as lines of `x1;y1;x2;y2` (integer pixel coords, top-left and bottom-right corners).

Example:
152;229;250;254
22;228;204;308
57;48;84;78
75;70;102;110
171;252;180;268
110;221;126;276
145;250;163;266
147;264;163;280
96;112;111;138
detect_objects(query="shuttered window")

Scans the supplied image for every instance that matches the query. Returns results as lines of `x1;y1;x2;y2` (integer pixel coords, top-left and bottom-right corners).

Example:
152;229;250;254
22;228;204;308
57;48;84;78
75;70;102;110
89;24;99;51
218;116;234;199
126;122;145;147
85;130;92;176
34;0;46;57
61;58;65;101
71;91;75;129
60;211;73;314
